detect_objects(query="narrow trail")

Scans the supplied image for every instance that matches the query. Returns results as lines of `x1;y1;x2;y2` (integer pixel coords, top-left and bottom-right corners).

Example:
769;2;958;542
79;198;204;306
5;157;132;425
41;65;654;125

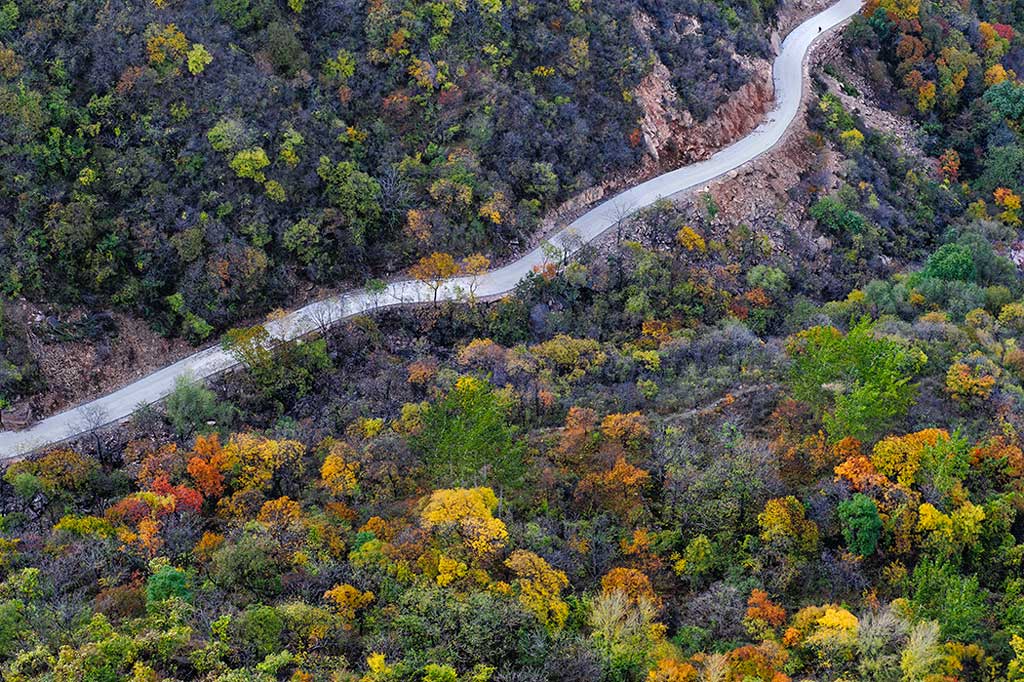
0;0;864;459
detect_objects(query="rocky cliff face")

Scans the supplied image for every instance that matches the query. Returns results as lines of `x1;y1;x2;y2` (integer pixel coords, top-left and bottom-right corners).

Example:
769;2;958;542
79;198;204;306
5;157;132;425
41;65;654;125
632;13;775;173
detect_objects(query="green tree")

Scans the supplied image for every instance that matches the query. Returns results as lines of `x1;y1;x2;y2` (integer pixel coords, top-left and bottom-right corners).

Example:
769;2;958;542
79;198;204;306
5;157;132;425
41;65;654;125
165;375;233;439
186;43;213;75
810;196;866;236
316;157;382;246
283;218;321;264
413;376;524;488
837;493;882;556
230;147;270;183
746;265;789;297
921;243;976;282
237;604;284;658
983;81;1024;125
210;532;286;599
0;1;18;33
146;565;191;603
787;318;925;441
910;559;985;642
221;324;331;406
213;0;254;29
422;663;458;682
0;600;25;657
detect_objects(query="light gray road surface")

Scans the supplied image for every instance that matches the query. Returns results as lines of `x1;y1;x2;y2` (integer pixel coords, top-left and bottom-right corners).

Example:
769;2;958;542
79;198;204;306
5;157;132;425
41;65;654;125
0;0;863;458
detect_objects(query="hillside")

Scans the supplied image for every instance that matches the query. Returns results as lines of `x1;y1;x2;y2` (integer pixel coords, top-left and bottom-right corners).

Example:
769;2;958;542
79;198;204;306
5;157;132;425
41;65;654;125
0;0;784;412
2;0;1024;679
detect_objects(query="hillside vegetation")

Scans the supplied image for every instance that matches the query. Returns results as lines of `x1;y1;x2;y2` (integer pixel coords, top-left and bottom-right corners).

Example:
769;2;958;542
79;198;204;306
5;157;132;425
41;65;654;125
0;0;771;358
3;0;1024;680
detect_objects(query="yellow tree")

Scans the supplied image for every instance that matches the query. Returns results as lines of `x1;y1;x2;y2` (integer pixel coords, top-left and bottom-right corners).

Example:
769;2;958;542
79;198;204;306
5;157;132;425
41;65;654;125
600;567;661;607
324;583;374;630
410;252;459;305
460;253;490;302
319;438;360;496
870;429;949;487
504;550;570;630
420;487;509;557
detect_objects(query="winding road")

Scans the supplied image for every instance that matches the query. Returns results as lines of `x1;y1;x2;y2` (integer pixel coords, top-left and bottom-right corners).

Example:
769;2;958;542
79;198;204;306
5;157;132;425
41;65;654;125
0;0;864;459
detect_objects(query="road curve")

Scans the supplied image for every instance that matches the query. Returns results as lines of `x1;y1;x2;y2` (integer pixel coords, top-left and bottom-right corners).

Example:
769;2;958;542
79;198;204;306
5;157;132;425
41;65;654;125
0;0;864;459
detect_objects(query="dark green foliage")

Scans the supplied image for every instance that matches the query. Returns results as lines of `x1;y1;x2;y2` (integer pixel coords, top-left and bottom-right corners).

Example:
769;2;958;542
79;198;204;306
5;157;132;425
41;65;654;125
316;158;382;247
809;196;866;236
210;532;285;600
0;0;776;352
164;376;233;439
221;325;331;409
145;565;191;604
910;559;987;642
0;600;25;657
983;81;1024;126
921;244;976;282
263;21;308;77
787;318;924;441
0;1;17;33
837;494;882;556
237;605;284;658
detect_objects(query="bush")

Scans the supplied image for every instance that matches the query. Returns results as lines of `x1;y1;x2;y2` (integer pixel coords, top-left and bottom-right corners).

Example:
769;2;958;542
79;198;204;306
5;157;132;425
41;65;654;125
237;604;285;658
146;565;191;604
165;375;233;439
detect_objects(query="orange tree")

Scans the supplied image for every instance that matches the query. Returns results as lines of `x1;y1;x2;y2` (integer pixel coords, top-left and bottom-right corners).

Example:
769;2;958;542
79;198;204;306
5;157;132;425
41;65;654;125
409;252;459;306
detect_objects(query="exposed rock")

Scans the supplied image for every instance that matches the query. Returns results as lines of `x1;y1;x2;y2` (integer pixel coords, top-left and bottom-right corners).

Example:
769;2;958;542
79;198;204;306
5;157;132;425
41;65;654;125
634;57;692;163
0;403;32;431
634;52;775;171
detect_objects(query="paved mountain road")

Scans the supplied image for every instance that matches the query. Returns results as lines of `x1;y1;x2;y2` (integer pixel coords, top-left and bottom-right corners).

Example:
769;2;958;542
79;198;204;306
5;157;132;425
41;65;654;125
0;0;864;458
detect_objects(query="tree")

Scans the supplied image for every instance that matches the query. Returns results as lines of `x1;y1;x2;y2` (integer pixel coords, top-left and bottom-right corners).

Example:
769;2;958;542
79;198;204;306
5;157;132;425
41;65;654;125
366;277;388;310
900;620;944;681
505;550;570;630
422;664;458;682
316;157;382;246
230;148;270;183
414;376;523;487
910;559;985;641
186;44;213;75
983;80;1024;125
921;244;976;282
187;434;229;498
146;564;191;603
460;253;490;302
165;375;232;439
221;324;330;405
787;319;925;442
409;252;459;306
210;531;286;599
419;487;508;557
870;429;949;487
237;604;285;658
837;494;882;556
283;218;321;264
323;584;374;629
810;196;866;236
320;439;359;496
758;496;820;556
600;568;659;607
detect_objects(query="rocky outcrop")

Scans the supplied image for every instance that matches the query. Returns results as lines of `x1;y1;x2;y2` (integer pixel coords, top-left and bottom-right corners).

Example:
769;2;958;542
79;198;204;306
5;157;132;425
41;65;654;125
634;57;691;164
670;57;774;164
632;30;775;171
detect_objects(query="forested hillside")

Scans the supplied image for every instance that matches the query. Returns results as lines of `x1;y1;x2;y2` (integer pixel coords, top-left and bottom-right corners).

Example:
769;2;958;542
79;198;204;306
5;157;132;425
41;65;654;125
3;0;1024;679
0;0;772;357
